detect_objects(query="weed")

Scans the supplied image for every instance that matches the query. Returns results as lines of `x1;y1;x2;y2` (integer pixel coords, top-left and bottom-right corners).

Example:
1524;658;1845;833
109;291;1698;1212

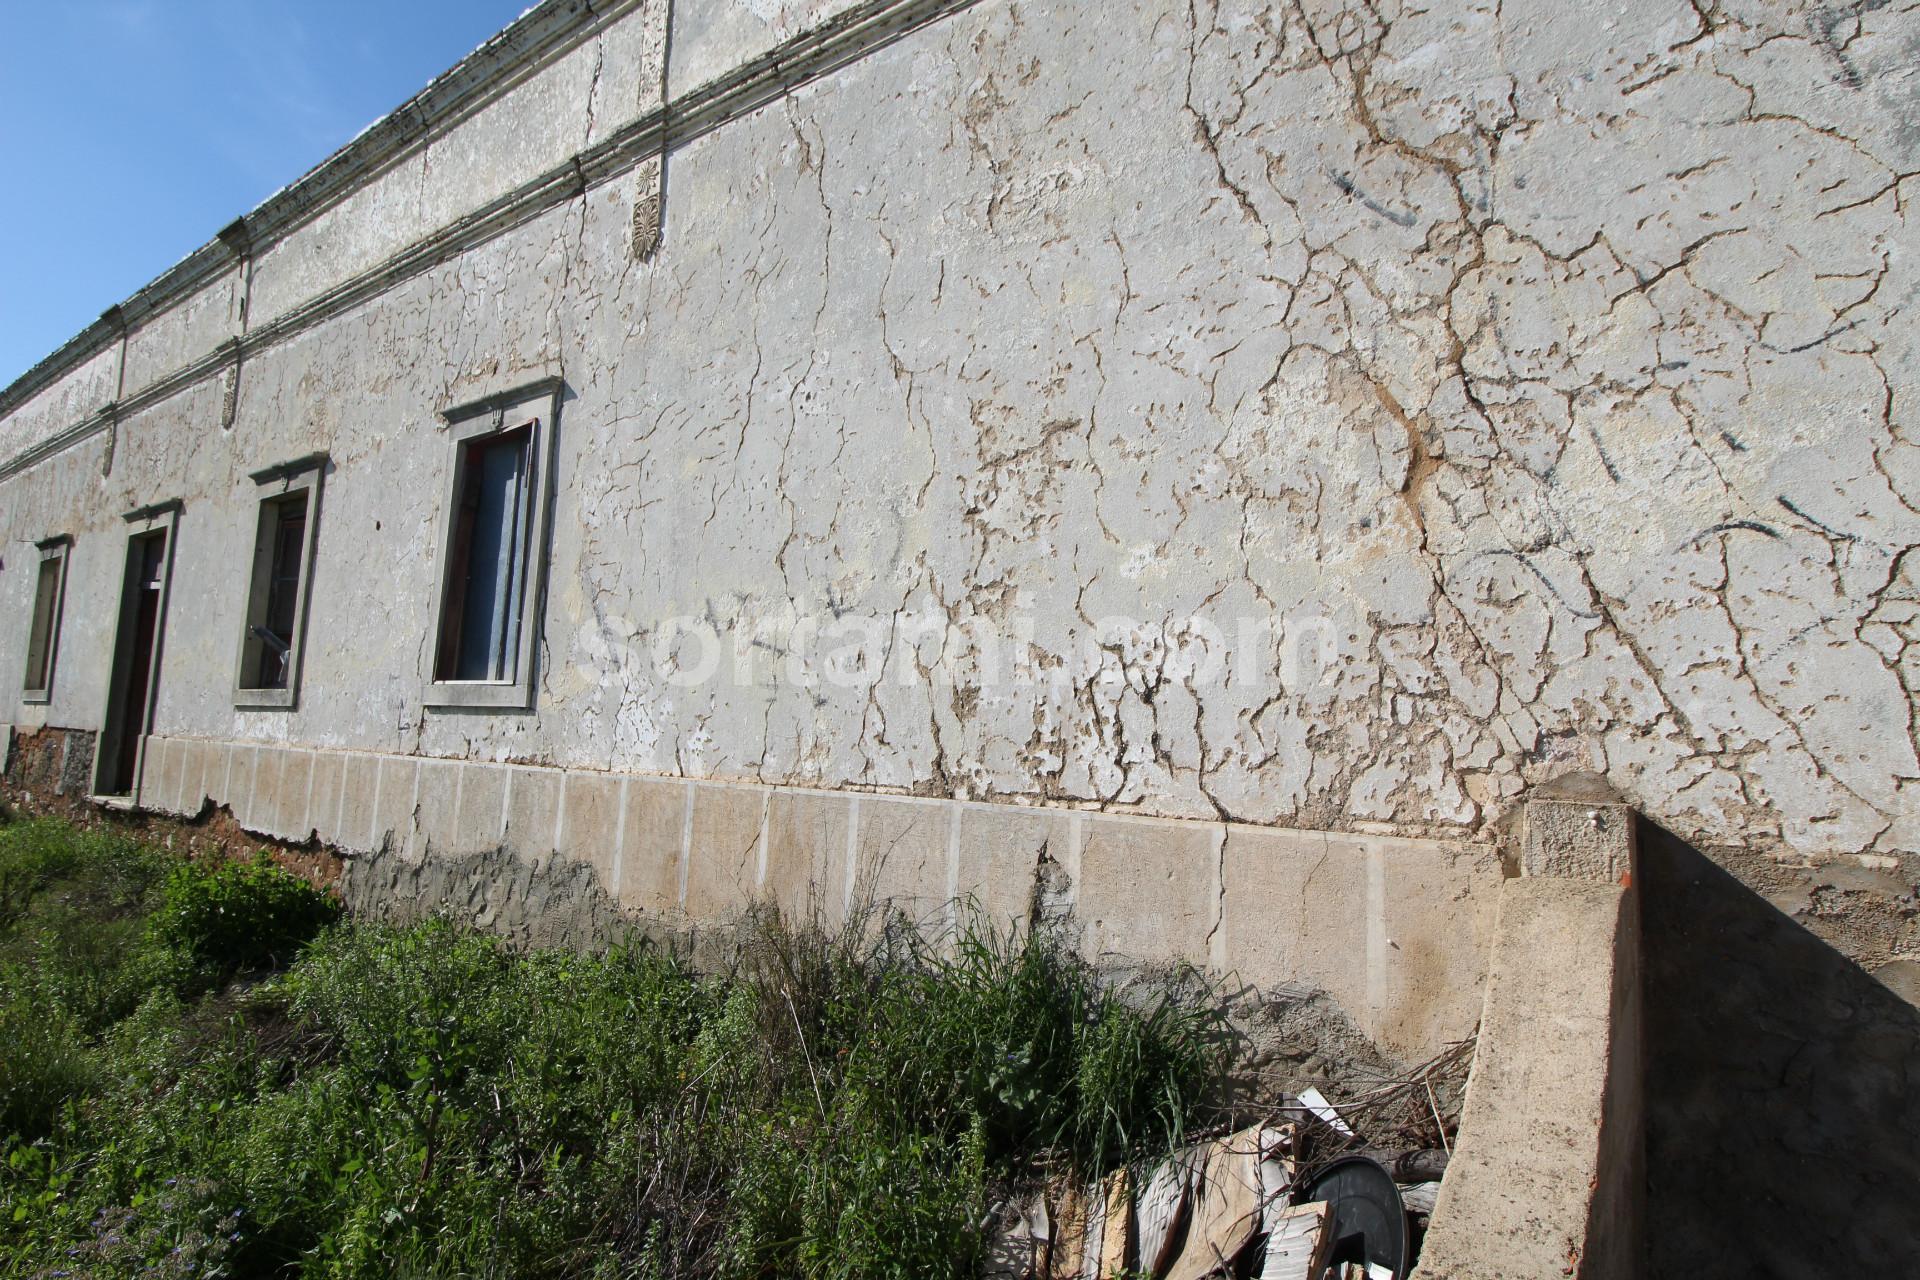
0;817;1231;1279
148;853;342;992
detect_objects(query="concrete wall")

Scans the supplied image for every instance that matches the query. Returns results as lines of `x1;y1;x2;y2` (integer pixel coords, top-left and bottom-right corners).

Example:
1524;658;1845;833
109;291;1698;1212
0;0;1915;990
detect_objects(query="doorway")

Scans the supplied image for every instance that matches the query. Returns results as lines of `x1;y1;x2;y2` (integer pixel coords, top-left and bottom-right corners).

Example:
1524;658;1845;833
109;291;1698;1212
95;509;177;799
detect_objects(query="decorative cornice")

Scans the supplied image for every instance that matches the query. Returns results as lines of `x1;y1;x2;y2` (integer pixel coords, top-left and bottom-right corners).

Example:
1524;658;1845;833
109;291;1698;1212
123;498;183;524
216;218;253;257
440;375;566;426
0;0;983;485
247;452;330;486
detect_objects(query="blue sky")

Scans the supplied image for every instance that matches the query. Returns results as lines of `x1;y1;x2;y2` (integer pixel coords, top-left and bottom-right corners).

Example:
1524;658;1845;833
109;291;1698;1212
0;0;529;386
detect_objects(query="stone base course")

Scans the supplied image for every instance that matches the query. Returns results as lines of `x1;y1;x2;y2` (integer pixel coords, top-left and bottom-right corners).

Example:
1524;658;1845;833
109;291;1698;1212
127;732;1499;1061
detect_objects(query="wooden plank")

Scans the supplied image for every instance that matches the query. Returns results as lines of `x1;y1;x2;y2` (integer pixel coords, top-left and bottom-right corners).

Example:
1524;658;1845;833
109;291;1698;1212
1096;1169;1132;1279
1165;1132;1263;1280
1135;1152;1194;1278
1257;1200;1332;1280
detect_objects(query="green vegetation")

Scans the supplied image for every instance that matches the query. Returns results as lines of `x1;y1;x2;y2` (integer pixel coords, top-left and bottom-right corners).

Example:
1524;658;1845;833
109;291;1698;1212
0;815;1226;1278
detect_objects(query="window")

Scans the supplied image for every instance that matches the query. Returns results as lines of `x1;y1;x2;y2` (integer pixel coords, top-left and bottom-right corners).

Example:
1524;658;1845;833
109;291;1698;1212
235;455;325;708
437;426;532;681
426;378;559;710
22;536;70;702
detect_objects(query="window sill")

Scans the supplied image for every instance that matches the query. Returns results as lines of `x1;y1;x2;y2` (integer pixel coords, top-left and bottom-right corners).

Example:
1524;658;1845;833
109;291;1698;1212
234;687;297;710
20;691;51;705
423;680;533;711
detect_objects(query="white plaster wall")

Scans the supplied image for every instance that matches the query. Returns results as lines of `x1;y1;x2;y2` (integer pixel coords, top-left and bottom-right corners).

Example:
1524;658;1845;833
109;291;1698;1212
0;345;119;466
246;2;663;329
0;0;1915;928
120;268;242;397
667;0;870;97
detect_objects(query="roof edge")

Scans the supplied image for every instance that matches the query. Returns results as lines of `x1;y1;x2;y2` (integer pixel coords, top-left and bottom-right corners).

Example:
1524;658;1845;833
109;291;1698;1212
0;0;627;419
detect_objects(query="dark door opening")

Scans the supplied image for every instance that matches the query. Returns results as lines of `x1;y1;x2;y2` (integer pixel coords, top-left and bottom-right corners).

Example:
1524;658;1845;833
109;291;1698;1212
97;528;171;797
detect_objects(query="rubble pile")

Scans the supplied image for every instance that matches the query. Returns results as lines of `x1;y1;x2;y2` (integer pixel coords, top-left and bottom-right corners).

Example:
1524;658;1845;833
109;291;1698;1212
987;1036;1476;1280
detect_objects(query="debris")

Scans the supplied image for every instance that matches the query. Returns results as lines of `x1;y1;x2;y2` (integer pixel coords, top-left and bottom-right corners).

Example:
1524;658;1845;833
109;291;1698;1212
1257;1199;1332;1280
1298;1156;1409;1279
1096;1169;1131;1279
1258;1123;1297;1209
1399;1181;1440;1216
1135;1151;1194;1278
1296;1086;1353;1137
1384;1149;1448;1184
1008;1037;1473;1280
1080;1179;1106;1280
983;1193;1047;1280
1047;1182;1089;1280
1164;1131;1263;1280
1301;1037;1475;1156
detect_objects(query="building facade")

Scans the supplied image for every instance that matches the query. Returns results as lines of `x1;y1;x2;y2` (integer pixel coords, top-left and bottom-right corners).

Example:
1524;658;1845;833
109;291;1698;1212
2;0;1916;1044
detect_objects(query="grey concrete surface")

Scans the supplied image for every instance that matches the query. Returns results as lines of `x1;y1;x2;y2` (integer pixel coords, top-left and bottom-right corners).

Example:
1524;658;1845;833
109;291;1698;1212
1639;818;1920;1277
1412;875;1643;1280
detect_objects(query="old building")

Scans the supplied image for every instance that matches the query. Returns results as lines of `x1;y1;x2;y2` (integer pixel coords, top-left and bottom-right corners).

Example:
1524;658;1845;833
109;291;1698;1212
1;5;1917;1257
8;0;1920;1261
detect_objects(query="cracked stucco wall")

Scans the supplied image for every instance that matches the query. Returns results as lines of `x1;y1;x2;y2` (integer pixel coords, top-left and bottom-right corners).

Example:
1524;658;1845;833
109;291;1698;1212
0;0;1916;977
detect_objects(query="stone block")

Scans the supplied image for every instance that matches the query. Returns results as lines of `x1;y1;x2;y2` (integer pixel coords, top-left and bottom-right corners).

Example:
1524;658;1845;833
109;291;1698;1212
203;742;237;812
454;763;509;853
761;787;844;922
247;747;282;834
182;742;208;816
685;782;770;920
619;775;690;916
171;739;205;814
558;771;623;892
135;736;165;812
138;736;165;806
1524;799;1637;884
1377;838;1502;1059
308;752;347;846
154;737;185;814
371;755;419;859
337;752;382;852
954;802;1068;938
274;749;315;839
217;744;253;821
504;766;563;864
413;758;461;857
857;796;952;932
1219;826;1368;1013
1077;815;1219;967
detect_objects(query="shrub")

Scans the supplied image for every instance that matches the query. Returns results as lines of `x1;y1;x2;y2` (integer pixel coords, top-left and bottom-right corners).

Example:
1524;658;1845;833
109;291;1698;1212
0;817;1233;1280
148;853;341;988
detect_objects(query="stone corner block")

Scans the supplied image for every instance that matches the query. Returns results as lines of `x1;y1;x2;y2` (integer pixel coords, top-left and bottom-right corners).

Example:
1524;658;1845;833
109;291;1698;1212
1522;798;1637;885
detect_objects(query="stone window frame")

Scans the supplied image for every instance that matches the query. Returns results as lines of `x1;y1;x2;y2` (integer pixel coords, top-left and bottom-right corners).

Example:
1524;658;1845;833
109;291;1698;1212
21;534;72;704
423;376;562;712
233;453;327;710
